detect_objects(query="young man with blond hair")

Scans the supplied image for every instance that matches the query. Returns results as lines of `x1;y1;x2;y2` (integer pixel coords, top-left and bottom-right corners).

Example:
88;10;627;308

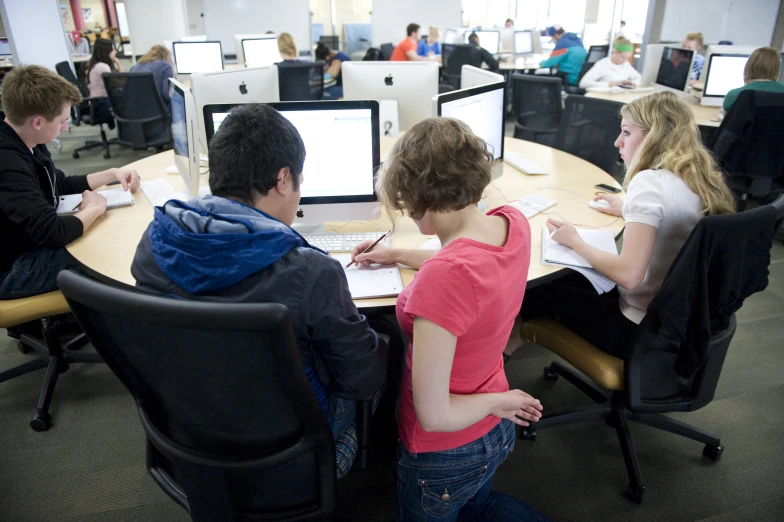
682;31;705;83
0;65;140;300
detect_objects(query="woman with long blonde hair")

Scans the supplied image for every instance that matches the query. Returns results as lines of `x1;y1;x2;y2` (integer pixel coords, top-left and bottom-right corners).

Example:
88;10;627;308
513;91;735;359
130;44;175;113
277;32;299;61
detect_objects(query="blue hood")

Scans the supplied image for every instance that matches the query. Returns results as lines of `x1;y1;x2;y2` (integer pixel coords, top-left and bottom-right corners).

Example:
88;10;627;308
148;196;323;294
554;32;584;50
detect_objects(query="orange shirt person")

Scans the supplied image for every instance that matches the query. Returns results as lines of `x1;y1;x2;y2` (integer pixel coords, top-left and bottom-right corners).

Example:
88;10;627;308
390;23;442;64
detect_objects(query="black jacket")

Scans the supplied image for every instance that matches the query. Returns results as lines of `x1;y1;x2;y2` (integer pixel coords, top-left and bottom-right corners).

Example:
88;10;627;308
648;204;777;380
0;114;89;273
131;232;388;401
469;42;499;72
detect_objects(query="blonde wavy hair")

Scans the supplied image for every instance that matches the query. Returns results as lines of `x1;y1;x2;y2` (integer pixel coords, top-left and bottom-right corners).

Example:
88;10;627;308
277;33;298;59
138;45;173;65
621;91;735;216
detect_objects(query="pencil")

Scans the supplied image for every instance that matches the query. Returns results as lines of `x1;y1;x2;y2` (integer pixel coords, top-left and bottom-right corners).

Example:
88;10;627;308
346;230;391;268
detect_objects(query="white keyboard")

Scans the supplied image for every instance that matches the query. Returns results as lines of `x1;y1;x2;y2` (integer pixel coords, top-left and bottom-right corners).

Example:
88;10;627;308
141;179;210;207
302;232;390;253
504;152;549;175
510;194;557;219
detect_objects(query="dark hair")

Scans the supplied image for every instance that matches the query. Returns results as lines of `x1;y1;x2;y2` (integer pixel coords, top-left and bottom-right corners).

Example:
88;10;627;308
620;20;626;25
468;33;479;44
88;38;116;82
315;42;331;61
208;104;305;204
554;28;565;36
406;23;420;37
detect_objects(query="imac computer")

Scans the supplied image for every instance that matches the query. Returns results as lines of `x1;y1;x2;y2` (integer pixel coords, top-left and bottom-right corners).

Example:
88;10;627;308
173;41;224;74
433;81;506;180
514;31;534;55
640;44;665;86
500;28;515;53
168;79;201;195
202;100;381;228
701;45;759;81
654;46;694;93
242;36;281;67
444;29;458;45
461;65;504;89
473;30;501;54
342;61;439;131
0;38;11;57
190;66;280;153
233;34;269;66
700;54;749;107
180;35;208;42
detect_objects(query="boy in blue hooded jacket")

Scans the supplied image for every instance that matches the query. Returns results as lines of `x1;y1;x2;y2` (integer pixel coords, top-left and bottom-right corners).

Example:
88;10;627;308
540;26;588;86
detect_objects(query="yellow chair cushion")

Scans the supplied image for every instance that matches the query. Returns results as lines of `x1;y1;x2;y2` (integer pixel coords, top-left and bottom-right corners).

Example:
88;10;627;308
0;291;71;329
521;317;625;391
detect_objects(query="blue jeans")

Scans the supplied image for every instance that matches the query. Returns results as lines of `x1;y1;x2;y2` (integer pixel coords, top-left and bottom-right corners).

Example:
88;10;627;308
396;420;550;522
0;247;81;300
323;85;344;99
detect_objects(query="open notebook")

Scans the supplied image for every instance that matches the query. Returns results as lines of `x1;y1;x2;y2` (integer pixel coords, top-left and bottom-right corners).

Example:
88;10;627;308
56;188;135;215
331;254;404;300
541;228;618;294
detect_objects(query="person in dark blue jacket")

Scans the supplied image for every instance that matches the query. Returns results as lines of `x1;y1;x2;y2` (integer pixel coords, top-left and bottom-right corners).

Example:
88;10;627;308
316;42;351;99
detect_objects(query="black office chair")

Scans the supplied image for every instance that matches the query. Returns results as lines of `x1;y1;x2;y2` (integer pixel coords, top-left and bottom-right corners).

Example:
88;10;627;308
511;73;563;146
55;60;119;159
58;270;375;521
443;44;476;90
586;44;609;65
102;72;172;154
438;84;455;94
521;195;784;504
552;95;624;174
379;43;394;61
709;90;784;210
276;61;325;101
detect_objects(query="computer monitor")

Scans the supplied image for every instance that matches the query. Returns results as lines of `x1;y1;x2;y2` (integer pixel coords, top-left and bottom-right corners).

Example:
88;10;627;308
700;54;749;107
180;35;208;42
190;66;280;153
514;31;533;55
780;53;784;82
433;81;506;180
461;65;504;89
444;29;458;45
0;38;11;57
233;34;269;66
473;30;500;55
654;46;694;93
640;44;665;87
342;61;439;131
172;41;224;74
168;79;201;195
701;45;759;81
242;37;281;67
500;28;515;53
202;100;381;228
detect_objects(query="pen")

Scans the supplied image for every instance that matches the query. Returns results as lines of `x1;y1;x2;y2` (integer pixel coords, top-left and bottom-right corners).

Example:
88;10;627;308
547;226;558;240
71;202;81;212
346;230;392;268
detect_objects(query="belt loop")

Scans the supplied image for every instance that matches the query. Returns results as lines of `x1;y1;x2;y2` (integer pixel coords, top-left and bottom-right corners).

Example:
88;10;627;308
482;432;493;456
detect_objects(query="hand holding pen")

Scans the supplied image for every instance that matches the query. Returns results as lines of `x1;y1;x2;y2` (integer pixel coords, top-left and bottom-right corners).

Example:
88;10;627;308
348;231;393;267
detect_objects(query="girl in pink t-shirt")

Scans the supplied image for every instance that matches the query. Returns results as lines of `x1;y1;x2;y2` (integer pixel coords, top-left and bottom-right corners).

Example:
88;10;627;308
350;118;549;522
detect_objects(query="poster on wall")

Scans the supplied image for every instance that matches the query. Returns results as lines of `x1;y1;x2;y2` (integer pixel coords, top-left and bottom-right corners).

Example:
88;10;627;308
82;8;94;23
59;5;71;27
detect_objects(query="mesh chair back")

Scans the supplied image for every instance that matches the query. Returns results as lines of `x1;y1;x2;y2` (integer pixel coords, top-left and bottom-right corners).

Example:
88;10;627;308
102;72;171;149
276;62;325;101
57;271;336;521
587;45;609;64
511;74;563;140
379;43;394;61
552;95;624;174
55;61;89;97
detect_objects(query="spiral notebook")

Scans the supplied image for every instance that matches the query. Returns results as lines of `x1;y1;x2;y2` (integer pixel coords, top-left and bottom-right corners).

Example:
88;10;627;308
331;254;404;300
56;189;135;215
541;228;618;294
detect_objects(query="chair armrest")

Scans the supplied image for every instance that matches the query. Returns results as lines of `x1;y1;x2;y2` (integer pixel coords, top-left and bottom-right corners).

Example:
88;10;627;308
351;399;373;472
114;115;166;125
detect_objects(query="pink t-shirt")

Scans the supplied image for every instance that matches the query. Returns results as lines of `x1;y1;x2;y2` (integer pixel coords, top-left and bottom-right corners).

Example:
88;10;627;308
396;206;531;453
88;62;111;98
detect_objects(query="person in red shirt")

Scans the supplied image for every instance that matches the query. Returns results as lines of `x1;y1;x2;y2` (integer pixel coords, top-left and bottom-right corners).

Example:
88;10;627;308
391;23;442;64
350;118;549;522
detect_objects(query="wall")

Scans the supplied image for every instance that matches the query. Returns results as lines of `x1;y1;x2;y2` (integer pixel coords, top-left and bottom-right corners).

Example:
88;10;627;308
0;0;72;70
0;14;5;37
657;0;779;46
184;0;205;35
124;0;187;56
773;0;784;51
59;0;108;31
202;0;311;56
371;0;462;46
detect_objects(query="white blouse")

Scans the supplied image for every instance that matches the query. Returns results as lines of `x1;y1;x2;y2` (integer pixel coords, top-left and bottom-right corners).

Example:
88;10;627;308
579;57;642;89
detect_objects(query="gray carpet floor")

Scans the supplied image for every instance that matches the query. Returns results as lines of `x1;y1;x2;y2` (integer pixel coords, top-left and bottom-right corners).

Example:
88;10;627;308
1;125;783;521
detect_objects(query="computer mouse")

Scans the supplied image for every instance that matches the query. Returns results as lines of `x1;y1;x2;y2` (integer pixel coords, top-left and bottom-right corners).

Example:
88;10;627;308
588;199;611;210
164;165;179;174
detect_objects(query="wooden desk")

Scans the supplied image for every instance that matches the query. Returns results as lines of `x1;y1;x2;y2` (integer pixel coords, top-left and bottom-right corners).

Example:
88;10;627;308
499;54;546;71
585;88;721;127
66;137;625;309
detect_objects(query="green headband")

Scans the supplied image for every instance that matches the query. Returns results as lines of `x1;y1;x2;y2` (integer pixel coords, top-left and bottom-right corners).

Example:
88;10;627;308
615;43;634;52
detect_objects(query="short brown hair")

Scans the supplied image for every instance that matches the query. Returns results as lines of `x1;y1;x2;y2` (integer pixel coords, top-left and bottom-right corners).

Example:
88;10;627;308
685;32;703;47
1;65;82;125
138;44;172;64
744;46;781;83
377;118;493;221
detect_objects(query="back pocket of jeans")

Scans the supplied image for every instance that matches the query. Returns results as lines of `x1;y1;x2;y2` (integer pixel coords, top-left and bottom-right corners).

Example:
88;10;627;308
418;464;489;519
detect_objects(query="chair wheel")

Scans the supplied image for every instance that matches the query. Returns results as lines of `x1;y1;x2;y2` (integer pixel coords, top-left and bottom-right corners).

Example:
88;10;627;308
72;152;80;159
703;443;724;462
103;152;111;159
625;483;645;504
543;366;559;381
519;427;537;441
30;413;52;432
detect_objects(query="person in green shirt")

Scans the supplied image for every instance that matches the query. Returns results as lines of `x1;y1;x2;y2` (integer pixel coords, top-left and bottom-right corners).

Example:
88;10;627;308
723;47;784;112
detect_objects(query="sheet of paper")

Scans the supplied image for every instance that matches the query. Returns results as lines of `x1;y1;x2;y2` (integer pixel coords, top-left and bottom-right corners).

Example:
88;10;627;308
331;254;404;299
542;228;617;268
98;188;135;208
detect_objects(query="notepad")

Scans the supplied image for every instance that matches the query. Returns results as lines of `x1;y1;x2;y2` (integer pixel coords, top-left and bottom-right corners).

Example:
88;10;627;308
56;189;135;215
541;228;618;294
331;254;404;300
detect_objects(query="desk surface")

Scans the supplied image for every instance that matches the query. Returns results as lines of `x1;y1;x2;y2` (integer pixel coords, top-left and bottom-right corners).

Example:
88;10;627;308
66;137;625;309
585;87;721;127
499;54;545;71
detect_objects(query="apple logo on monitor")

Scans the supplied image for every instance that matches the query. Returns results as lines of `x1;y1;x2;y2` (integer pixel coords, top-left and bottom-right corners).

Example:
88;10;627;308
384;74;394;86
296;209;304;218
239;82;248;95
